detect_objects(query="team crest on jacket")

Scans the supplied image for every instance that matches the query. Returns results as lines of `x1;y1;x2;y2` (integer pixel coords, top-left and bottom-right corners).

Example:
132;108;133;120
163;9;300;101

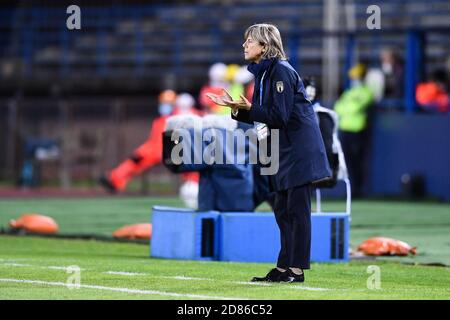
276;81;284;93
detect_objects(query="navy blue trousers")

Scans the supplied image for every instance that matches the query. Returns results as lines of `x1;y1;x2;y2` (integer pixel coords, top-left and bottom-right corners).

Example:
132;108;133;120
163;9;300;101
273;184;311;269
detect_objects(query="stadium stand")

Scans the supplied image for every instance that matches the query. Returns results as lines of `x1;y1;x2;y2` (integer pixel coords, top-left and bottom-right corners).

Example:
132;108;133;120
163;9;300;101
0;0;448;95
0;0;449;199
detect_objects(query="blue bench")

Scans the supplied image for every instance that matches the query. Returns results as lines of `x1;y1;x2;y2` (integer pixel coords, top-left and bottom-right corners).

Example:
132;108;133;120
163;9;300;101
151;206;349;263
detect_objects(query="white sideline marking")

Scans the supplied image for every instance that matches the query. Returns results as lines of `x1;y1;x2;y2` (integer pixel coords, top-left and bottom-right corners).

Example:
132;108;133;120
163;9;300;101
290;286;330;291
105;271;146;276
162;277;329;291
161;276;212;281
234;281;272;286
3;263;32;267
46;266;86;271
234;281;330;290
0;263;332;292
0;278;247;300
46;266;68;270
0;263;85;271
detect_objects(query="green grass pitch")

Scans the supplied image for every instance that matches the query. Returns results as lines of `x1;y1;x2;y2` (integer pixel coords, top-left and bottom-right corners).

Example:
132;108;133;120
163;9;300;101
1;197;450;299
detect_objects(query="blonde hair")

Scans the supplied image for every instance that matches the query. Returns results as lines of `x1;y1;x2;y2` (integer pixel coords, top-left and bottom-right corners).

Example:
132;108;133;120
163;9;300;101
244;23;287;60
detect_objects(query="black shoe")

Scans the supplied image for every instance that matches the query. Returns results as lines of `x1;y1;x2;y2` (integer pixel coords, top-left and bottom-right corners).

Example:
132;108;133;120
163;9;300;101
251;268;286;282
98;175;117;194
279;269;305;283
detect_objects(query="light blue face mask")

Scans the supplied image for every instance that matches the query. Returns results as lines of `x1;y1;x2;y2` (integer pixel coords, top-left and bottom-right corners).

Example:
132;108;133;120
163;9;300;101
158;103;173;116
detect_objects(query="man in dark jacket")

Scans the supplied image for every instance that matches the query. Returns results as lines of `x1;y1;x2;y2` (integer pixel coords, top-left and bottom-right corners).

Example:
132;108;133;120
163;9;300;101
207;23;330;283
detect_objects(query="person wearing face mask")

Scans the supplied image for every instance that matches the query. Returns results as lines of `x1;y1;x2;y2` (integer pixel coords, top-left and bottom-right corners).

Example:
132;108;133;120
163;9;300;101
99;90;201;196
334;63;374;198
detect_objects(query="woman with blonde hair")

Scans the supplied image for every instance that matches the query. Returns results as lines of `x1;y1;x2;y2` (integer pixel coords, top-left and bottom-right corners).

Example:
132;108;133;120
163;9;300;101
208;23;330;283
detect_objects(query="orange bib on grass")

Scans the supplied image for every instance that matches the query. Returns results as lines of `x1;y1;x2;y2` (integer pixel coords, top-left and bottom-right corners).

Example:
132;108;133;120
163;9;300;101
113;223;152;240
358;237;416;256
9;214;59;234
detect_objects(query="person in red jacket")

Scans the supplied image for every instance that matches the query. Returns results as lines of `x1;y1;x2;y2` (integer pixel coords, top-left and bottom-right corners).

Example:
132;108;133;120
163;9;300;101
100;90;201;208
99;90;177;193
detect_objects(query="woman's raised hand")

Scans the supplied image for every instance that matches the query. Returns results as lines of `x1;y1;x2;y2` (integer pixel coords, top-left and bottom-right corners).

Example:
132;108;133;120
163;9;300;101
223;94;252;111
205;88;233;106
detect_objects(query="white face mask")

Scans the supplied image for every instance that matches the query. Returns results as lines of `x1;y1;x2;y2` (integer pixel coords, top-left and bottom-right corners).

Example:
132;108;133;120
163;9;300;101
305;85;316;101
382;62;393;75
158;103;173;116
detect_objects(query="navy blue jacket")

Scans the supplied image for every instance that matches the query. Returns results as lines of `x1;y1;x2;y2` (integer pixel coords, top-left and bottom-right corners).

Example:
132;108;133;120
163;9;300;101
232;58;331;191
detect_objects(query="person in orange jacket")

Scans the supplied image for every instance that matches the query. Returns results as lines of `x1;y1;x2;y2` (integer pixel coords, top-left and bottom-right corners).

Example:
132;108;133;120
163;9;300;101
416;69;449;113
100;90;201;198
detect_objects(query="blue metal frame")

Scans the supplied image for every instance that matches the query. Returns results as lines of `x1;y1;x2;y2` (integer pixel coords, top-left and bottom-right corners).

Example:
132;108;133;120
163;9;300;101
405;30;424;113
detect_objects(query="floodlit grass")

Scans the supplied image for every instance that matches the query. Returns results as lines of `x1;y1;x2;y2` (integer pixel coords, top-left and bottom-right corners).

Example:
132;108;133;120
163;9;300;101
0;197;182;235
1;196;450;299
0;235;449;300
1;197;449;265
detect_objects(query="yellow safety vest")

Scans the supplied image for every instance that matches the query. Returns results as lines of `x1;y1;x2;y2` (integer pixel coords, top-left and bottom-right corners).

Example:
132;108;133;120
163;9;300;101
334;85;374;132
